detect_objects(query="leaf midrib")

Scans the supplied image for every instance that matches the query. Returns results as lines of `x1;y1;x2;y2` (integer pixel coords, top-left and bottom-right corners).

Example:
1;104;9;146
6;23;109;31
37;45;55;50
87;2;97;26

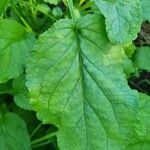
75;27;121;149
75;28;88;149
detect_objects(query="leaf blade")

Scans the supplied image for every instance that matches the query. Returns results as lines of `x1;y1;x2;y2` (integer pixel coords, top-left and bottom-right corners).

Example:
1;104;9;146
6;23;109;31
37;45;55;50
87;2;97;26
0;112;31;150
0;19;35;83
27;14;139;150
13;74;32;110
134;47;150;71
141;0;150;21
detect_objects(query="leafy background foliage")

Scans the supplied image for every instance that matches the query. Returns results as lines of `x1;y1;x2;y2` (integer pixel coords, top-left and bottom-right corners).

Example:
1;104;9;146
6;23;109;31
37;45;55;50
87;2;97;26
0;113;31;150
0;0;150;150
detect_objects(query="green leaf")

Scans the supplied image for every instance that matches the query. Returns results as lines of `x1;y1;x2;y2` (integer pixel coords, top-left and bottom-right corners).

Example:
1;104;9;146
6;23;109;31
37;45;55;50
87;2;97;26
137;93;150;141
0;0;9;15
124;44;136;58
141;0;150;21
123;57;135;78
37;4;51;16
134;47;150;71
126;143;150;150
26;14;139;149
44;0;60;5
0;0;20;13
0;19;35;83
123;44;136;77
126;93;150;150
52;6;63;18
93;0;142;44
13;75;32;110
0;112;31;150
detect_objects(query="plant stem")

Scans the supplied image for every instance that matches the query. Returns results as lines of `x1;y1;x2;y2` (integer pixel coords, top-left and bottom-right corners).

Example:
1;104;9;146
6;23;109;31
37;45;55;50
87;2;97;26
12;7;33;33
37;8;57;21
48;14;57;21
32;139;54;149
0;90;13;95
29;0;37;23
66;0;76;21
31;131;57;145
0;84;14;95
79;1;93;10
30;123;42;138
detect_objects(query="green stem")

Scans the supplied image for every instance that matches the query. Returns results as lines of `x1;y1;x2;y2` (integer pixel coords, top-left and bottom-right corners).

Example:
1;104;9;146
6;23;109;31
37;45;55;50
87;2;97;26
37;8;57;21
30;123;42;138
0;112;2;118
0;84;14;95
48;14;57;21
79;0;86;6
0;90;13;95
32;139;54;149
20;1;29;6
79;1;93;10
66;0;76;21
0;13;3;19
29;0;37;23
31;131;57;145
12;7;33;33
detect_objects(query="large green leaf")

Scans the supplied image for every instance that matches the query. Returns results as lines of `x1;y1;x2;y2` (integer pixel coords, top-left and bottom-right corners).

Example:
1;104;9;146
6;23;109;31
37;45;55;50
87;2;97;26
0;112;31;150
0;19;35;83
141;0;150;21
27;14;139;150
134;47;150;71
93;0;142;44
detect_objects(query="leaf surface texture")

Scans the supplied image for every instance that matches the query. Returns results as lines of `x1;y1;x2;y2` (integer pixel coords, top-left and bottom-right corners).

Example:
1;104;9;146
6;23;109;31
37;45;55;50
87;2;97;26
27;14;139;150
0;19;35;83
0;113;31;150
93;0;142;44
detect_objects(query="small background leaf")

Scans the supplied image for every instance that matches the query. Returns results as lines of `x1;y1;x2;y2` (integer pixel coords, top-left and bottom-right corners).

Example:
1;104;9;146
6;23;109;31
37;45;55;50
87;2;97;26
134;47;150;71
13;74;32;110
0;0;9;15
0;19;35;83
0;112;31;150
